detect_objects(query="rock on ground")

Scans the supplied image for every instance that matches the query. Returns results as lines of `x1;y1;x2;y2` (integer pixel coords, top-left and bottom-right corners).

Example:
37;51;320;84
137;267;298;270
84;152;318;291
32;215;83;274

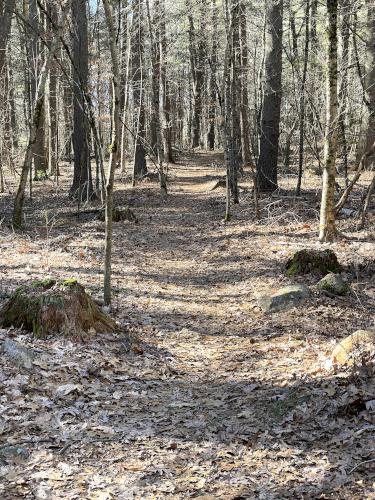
332;330;375;366
317;273;349;296
258;284;310;313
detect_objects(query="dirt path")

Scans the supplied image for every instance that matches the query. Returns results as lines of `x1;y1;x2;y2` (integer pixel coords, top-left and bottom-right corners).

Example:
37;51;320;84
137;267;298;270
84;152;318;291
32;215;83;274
1;153;375;498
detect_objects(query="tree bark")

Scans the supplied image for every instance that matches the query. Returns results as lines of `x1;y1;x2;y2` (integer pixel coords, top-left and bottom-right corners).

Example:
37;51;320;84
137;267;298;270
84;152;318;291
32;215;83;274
160;0;173;162
319;0;338;242
48;1;59;177
102;0;121;306
257;0;283;192
29;0;48;180
207;0;218;150
70;0;93;201
239;0;253;171
364;0;375;167
132;0;147;179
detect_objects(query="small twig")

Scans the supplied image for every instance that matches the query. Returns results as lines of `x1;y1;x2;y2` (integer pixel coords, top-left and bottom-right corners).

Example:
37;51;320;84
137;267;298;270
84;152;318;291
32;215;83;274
348;458;375;474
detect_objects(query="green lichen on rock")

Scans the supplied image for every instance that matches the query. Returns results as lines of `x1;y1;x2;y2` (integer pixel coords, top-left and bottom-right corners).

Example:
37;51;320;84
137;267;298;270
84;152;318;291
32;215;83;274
0;279;117;339
285;249;342;277
317;273;349;296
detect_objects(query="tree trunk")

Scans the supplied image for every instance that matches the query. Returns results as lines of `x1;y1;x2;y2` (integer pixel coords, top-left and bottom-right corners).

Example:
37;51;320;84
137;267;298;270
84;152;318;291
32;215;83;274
319;0;338;242
257;0;283;192
48;1;59;177
296;0;310;195
70;0;93;201
160;0;173;162
132;0;147;180
102;0;121;306
207;0;218;150
239;0;253;171
188;4;205;149
364;0;375;167
119;0;129;172
29;0;48;180
148;0;161;159
0;0;16;174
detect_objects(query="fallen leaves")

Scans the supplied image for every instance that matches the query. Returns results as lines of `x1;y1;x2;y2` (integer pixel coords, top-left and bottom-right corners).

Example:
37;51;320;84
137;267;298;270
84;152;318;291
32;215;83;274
1;153;375;498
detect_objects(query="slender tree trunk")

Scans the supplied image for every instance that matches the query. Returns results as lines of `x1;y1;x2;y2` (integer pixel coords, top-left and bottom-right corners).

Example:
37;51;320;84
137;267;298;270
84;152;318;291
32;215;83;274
207;0;218;150
102;0;121;306
319;0;338;242
132;0;147;179
119;0;129;172
239;0;253;171
160;0;173;162
296;0;310;195
364;0;375;167
8;53;18;149
0;0;16;174
29;0;48;180
187;4;205;149
48;1;59;177
147;0;161;158
337;0;350;183
257;0;283;192
13;0;70;228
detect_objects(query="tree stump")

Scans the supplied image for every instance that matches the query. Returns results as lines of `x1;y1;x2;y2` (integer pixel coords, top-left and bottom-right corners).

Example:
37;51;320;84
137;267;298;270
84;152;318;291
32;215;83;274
98;206;138;223
285;249;342;276
0;279;117;339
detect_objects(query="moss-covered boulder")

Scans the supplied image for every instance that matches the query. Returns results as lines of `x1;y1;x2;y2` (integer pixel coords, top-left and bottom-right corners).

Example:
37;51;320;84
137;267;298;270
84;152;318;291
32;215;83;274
317;273;349;296
0;279;117;339
285;249;342;277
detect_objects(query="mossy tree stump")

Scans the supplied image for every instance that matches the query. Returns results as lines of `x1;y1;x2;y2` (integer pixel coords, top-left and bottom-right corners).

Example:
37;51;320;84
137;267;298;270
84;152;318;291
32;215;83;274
285;249;342;276
0;279;117;339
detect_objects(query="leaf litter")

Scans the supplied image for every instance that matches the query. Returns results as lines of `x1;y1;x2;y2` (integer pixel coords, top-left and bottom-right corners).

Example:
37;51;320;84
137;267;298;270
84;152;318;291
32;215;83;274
0;152;374;498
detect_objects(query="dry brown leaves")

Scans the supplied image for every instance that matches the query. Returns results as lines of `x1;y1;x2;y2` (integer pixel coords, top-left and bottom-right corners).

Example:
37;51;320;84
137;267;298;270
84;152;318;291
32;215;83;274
0;153;374;498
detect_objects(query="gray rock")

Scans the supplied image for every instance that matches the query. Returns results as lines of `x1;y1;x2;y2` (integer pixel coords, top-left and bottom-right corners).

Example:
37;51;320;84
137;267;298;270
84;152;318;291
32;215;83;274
317;273;349;296
2;339;35;369
258;284;310;313
0;445;30;464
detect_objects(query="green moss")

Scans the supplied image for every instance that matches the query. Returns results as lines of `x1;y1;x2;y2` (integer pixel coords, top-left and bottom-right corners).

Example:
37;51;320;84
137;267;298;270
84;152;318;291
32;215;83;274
34;170;49;181
285;249;342;276
31;279;56;290
61;278;78;287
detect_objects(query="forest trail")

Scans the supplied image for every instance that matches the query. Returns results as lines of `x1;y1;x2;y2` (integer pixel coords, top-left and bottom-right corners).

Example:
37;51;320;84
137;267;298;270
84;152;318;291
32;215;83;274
1;153;375;498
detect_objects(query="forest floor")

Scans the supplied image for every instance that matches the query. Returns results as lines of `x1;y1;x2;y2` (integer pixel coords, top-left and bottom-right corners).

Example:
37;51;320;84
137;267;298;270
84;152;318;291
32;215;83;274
0;152;375;499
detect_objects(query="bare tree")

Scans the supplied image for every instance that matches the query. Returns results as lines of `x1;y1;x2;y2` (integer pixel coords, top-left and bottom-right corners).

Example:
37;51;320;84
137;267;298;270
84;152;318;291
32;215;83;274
319;0;338;242
102;0;121;306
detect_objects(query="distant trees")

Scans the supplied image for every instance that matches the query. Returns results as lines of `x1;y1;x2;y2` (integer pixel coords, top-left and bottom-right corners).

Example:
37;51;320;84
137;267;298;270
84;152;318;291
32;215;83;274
2;0;375;299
